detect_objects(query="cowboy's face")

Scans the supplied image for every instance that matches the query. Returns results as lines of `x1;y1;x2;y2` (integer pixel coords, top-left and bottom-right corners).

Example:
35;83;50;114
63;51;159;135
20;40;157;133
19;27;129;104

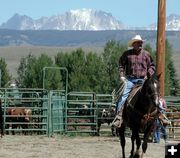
132;41;143;51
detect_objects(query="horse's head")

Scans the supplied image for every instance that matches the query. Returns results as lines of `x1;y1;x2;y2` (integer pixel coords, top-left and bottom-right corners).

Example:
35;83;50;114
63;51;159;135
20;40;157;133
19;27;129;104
141;74;160;108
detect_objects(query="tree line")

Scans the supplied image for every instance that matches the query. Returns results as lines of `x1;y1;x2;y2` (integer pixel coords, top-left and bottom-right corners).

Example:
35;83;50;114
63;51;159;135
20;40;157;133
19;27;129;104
0;40;179;96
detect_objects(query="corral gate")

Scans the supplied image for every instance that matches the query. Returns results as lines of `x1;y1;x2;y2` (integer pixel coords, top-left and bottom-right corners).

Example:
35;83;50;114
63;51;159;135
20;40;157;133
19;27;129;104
49;90;66;135
49;91;115;136
66;92;97;134
42;66;68;136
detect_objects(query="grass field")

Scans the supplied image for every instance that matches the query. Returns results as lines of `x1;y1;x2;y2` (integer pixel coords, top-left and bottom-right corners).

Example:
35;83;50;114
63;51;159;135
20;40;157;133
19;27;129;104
0;46;103;77
0;46;180;79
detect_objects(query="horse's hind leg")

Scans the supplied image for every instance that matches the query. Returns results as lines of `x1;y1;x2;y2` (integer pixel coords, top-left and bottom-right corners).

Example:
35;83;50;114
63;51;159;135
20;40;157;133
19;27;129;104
118;123;126;158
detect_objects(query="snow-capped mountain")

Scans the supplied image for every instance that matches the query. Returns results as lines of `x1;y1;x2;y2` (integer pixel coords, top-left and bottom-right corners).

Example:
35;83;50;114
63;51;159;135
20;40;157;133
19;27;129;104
0;9;126;30
166;14;180;30
0;9;180;31
146;14;180;31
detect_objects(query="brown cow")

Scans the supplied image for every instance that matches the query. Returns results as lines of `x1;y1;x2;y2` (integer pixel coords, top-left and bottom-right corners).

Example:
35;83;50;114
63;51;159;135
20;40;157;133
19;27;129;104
6;108;32;135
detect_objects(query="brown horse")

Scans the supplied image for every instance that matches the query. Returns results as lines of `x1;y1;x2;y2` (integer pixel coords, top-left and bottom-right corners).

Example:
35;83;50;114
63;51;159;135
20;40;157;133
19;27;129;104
118;74;160;158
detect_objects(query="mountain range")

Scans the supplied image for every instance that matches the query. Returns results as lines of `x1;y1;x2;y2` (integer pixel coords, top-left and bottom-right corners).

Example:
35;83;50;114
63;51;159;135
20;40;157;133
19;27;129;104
0;9;180;50
1;9;180;31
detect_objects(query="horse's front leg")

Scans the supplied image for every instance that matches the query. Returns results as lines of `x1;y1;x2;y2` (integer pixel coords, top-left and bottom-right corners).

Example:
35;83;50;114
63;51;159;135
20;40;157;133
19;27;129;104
118;123;126;158
130;130;135;158
135;133;141;158
141;139;148;158
141;126;152;158
131;129;141;158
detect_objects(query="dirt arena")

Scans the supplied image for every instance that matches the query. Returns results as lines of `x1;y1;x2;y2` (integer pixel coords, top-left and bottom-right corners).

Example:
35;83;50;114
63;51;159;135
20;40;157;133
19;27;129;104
0;135;165;158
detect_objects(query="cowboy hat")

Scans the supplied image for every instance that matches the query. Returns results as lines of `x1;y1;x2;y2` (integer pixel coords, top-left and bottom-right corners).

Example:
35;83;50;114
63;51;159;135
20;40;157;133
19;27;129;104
128;35;144;47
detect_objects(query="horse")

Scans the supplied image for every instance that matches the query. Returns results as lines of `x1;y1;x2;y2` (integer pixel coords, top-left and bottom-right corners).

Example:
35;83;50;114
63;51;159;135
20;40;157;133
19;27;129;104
118;74;160;158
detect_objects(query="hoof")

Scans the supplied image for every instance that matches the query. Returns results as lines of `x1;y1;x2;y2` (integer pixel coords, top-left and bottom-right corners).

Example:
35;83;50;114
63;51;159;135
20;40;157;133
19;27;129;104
133;154;140;158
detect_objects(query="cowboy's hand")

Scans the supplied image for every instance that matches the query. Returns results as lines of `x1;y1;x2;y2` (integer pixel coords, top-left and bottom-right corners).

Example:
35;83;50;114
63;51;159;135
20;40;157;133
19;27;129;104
120;76;126;82
119;71;126;82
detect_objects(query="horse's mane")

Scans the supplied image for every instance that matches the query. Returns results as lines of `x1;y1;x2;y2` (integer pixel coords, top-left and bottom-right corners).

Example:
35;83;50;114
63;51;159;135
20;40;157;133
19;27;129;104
141;74;159;94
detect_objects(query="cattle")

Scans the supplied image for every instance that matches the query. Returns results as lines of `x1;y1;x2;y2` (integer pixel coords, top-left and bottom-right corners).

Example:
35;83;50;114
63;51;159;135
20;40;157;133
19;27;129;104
6;108;32;135
166;106;180;139
72;104;118;136
77;104;91;116
96;105;118;136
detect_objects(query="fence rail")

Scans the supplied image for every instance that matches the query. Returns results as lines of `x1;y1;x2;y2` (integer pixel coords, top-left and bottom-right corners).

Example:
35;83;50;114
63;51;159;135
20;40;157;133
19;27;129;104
0;88;179;140
165;96;180;141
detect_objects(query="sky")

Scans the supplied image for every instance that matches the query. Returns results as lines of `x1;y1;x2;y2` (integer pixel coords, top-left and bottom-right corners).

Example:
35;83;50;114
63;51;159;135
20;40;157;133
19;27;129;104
0;0;179;27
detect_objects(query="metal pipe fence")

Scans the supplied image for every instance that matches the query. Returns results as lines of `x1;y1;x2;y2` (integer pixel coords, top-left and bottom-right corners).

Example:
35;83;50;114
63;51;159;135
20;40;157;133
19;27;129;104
0;88;179;139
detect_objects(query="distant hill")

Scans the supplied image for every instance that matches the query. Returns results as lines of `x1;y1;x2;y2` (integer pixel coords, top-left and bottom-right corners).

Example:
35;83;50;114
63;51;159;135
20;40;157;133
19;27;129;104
0;29;180;50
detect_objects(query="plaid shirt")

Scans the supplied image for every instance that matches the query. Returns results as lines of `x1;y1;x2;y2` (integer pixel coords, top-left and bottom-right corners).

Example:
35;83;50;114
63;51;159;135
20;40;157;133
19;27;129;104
119;48;155;78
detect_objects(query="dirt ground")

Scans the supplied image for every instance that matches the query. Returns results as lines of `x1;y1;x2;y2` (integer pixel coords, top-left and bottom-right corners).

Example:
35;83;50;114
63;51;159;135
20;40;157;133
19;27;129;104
0;135;166;158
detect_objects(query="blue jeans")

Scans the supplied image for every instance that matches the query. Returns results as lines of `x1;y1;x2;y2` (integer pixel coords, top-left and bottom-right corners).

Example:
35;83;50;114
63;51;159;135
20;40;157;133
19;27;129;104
154;119;161;143
116;78;144;112
153;119;168;143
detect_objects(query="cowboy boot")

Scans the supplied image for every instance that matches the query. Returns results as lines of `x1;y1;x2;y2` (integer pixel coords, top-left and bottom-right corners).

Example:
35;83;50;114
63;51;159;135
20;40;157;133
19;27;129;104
112;108;123;128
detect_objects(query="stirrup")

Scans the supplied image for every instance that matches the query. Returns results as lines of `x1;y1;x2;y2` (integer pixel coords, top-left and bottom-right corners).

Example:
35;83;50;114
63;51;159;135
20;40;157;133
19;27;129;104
112;115;123;128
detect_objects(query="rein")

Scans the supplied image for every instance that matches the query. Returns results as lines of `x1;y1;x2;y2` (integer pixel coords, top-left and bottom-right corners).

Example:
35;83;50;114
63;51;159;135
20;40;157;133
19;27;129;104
143;108;158;121
129;105;158;122
127;91;159;126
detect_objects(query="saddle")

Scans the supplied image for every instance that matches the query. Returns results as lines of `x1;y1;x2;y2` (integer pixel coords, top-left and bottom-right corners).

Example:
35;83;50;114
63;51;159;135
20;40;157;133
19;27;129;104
112;84;142;129
122;85;143;129
126;84;142;108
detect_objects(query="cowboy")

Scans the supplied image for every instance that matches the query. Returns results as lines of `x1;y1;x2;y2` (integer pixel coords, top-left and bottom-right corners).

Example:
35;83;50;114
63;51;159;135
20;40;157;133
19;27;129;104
153;97;169;143
112;34;156;128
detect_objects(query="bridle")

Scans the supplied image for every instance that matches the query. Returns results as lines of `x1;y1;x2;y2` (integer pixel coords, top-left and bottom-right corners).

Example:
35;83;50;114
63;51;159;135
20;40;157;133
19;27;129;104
140;79;160;122
149;92;159;98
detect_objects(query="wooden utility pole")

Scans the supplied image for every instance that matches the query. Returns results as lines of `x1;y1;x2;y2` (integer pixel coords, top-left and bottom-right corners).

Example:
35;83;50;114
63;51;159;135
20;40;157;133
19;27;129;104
156;0;166;97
